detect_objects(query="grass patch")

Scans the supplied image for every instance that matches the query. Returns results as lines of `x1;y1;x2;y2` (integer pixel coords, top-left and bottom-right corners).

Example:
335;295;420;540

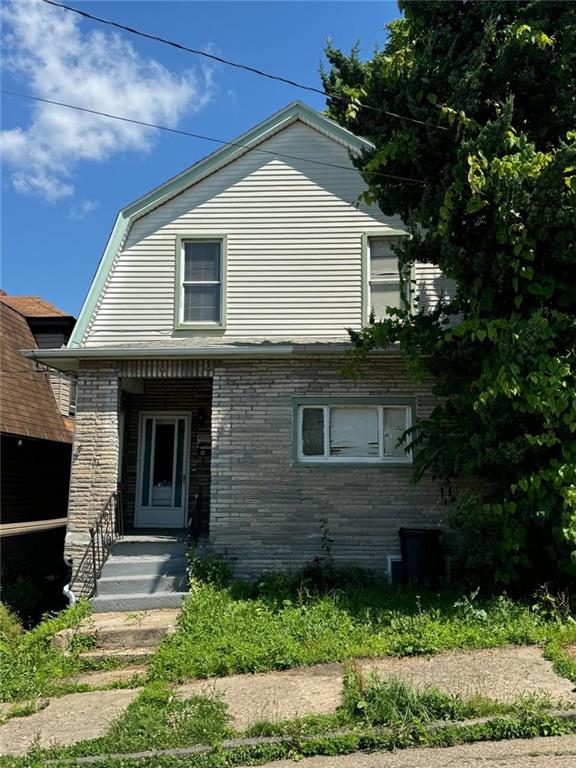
543;640;576;686
0;601;91;702
30;682;231;761
149;576;576;683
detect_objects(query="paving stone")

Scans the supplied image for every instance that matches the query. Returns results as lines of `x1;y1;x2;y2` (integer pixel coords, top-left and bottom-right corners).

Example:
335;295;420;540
178;667;344;730
361;646;576;704
0;689;139;756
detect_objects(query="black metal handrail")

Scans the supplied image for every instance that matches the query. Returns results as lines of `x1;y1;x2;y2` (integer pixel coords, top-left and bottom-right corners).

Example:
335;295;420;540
70;491;123;599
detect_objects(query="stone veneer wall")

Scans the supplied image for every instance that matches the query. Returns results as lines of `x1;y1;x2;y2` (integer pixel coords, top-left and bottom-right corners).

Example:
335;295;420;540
210;356;445;578
66;355;446;584
65;363;119;577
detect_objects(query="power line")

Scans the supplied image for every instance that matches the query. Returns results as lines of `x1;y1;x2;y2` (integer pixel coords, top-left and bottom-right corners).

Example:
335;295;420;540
1;89;428;185
40;0;448;132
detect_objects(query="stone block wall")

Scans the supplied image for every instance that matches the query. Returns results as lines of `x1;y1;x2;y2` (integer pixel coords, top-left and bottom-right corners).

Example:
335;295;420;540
65;363;119;579
210;355;446;578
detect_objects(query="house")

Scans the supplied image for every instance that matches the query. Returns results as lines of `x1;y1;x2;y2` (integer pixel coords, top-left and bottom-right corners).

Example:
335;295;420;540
0;292;76;618
26;102;451;610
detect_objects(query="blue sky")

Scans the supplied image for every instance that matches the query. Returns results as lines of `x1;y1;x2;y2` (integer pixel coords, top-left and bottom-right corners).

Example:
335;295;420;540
1;1;400;316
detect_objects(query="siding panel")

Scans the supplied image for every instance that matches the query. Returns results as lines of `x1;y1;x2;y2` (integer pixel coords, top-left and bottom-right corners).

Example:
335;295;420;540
87;122;444;346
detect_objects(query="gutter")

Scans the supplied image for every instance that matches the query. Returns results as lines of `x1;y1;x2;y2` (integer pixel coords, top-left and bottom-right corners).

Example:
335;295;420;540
21;343;400;373
0;518;67;537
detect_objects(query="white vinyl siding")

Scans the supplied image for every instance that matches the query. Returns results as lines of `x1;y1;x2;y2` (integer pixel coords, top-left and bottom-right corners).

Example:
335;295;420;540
297;403;412;464
85;121;445;345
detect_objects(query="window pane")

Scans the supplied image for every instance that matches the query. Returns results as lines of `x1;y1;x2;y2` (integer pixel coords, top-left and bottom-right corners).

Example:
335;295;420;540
370;281;401;318
370;237;400;278
141;418;153;506
174;419;185;508
384;407;408;457
302;408;324;456
184;284;221;323
152;421;175;507
184;241;221;282
330;407;378;457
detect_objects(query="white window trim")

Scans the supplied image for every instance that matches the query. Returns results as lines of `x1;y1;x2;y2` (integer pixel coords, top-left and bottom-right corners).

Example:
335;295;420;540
296;403;413;465
365;233;411;321
175;235;227;330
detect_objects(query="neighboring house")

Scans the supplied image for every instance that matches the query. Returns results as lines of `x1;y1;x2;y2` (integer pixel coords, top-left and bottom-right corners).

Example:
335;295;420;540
27;102;452;609
0;292;76;614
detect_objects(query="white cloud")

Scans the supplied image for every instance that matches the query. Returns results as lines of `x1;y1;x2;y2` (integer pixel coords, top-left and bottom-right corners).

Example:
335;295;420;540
0;0;215;201
68;198;100;220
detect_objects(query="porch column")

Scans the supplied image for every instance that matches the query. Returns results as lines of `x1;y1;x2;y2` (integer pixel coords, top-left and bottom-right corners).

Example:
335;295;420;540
65;363;119;584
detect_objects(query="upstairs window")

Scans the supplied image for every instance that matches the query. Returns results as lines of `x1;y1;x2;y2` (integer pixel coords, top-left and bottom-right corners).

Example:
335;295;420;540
296;400;413;464
179;239;224;326
368;236;409;320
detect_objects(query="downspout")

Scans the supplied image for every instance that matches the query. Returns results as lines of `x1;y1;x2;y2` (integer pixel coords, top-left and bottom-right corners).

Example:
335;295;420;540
63;559;76;607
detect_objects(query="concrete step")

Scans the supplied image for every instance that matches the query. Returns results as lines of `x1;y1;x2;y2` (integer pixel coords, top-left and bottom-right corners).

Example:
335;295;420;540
76;609;180;650
80;647;154;663
102;554;188;578
111;536;188;557
91;592;188;613
70;666;148;688
97;574;188;596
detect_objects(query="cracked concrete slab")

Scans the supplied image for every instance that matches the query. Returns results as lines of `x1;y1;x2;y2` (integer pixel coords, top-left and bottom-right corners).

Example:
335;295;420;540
0;689;139;756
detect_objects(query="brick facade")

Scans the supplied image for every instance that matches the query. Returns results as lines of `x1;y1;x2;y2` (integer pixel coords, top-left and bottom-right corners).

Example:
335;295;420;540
65;363;119;569
210;356;445;578
66;355;445;582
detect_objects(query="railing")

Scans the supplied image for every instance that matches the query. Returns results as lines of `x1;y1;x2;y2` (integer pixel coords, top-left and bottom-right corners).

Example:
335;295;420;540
70;491;123;599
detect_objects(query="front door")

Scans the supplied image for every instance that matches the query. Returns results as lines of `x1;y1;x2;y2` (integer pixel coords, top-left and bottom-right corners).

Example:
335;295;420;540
135;413;190;528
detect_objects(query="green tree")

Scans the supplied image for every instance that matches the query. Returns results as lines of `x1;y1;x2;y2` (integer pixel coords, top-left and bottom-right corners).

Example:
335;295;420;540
322;0;576;587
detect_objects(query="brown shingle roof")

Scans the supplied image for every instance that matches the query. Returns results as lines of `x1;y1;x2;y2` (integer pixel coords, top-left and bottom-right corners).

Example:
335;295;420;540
0;292;70;318
0;302;72;443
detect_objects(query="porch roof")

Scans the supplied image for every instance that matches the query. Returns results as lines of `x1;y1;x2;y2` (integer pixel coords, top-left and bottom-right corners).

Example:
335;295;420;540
21;339;400;373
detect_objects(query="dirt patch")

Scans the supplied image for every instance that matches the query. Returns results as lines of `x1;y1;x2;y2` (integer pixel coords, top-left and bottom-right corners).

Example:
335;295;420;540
0;689;139;756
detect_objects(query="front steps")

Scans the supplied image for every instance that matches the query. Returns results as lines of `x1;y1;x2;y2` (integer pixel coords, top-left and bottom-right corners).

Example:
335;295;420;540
91;533;189;612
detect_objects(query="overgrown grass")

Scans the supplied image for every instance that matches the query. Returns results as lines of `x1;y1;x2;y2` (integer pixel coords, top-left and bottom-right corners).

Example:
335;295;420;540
149;574;576;683
3;671;571;768
0;601;91;702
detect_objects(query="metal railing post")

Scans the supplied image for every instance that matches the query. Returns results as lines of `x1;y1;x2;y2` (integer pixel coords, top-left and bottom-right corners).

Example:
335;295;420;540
89;527;97;597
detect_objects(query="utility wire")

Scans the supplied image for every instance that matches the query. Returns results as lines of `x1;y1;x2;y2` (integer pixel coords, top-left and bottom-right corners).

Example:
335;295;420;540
1;89;428;185
40;0;448;132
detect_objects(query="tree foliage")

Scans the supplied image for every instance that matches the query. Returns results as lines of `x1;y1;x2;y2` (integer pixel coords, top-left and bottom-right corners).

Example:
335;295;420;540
322;0;576;586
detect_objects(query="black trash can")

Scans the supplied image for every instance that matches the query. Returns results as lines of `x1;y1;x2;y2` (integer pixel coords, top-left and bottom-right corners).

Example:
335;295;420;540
399;528;444;586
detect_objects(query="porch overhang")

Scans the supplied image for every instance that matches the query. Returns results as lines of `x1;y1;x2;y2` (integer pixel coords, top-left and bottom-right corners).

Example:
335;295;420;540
21;342;399;373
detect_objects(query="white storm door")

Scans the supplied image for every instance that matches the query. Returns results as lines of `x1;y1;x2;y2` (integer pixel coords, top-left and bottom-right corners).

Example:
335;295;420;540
135;413;190;528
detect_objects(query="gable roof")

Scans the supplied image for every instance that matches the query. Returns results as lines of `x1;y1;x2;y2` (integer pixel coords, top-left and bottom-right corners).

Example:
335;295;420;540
0;292;71;318
68;101;374;348
0;302;72;443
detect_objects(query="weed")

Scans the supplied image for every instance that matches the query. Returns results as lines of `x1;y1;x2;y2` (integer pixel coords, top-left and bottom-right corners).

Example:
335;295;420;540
0;601;90;702
149;577;576;684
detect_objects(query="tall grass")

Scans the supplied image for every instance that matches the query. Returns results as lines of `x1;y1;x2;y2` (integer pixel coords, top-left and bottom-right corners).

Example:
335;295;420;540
149;576;576;683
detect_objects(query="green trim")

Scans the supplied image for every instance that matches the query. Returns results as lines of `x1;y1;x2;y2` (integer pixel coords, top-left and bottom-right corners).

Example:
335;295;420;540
360;230;411;324
174;234;227;330
292;396;416;467
67;213;127;347
68;102;374;348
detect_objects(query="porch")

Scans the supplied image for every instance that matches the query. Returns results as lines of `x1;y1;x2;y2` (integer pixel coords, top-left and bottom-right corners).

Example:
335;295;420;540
119;377;212;539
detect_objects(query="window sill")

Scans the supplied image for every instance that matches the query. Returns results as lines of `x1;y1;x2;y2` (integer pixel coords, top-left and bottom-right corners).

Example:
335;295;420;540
174;323;226;332
294;460;412;468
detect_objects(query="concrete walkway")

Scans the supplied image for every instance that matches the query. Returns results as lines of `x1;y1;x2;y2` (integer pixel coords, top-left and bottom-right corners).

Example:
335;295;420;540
246;734;576;768
1;645;575;755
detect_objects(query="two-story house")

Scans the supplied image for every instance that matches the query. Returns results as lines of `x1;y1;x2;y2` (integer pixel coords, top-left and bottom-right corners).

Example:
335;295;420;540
28;102;449;611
